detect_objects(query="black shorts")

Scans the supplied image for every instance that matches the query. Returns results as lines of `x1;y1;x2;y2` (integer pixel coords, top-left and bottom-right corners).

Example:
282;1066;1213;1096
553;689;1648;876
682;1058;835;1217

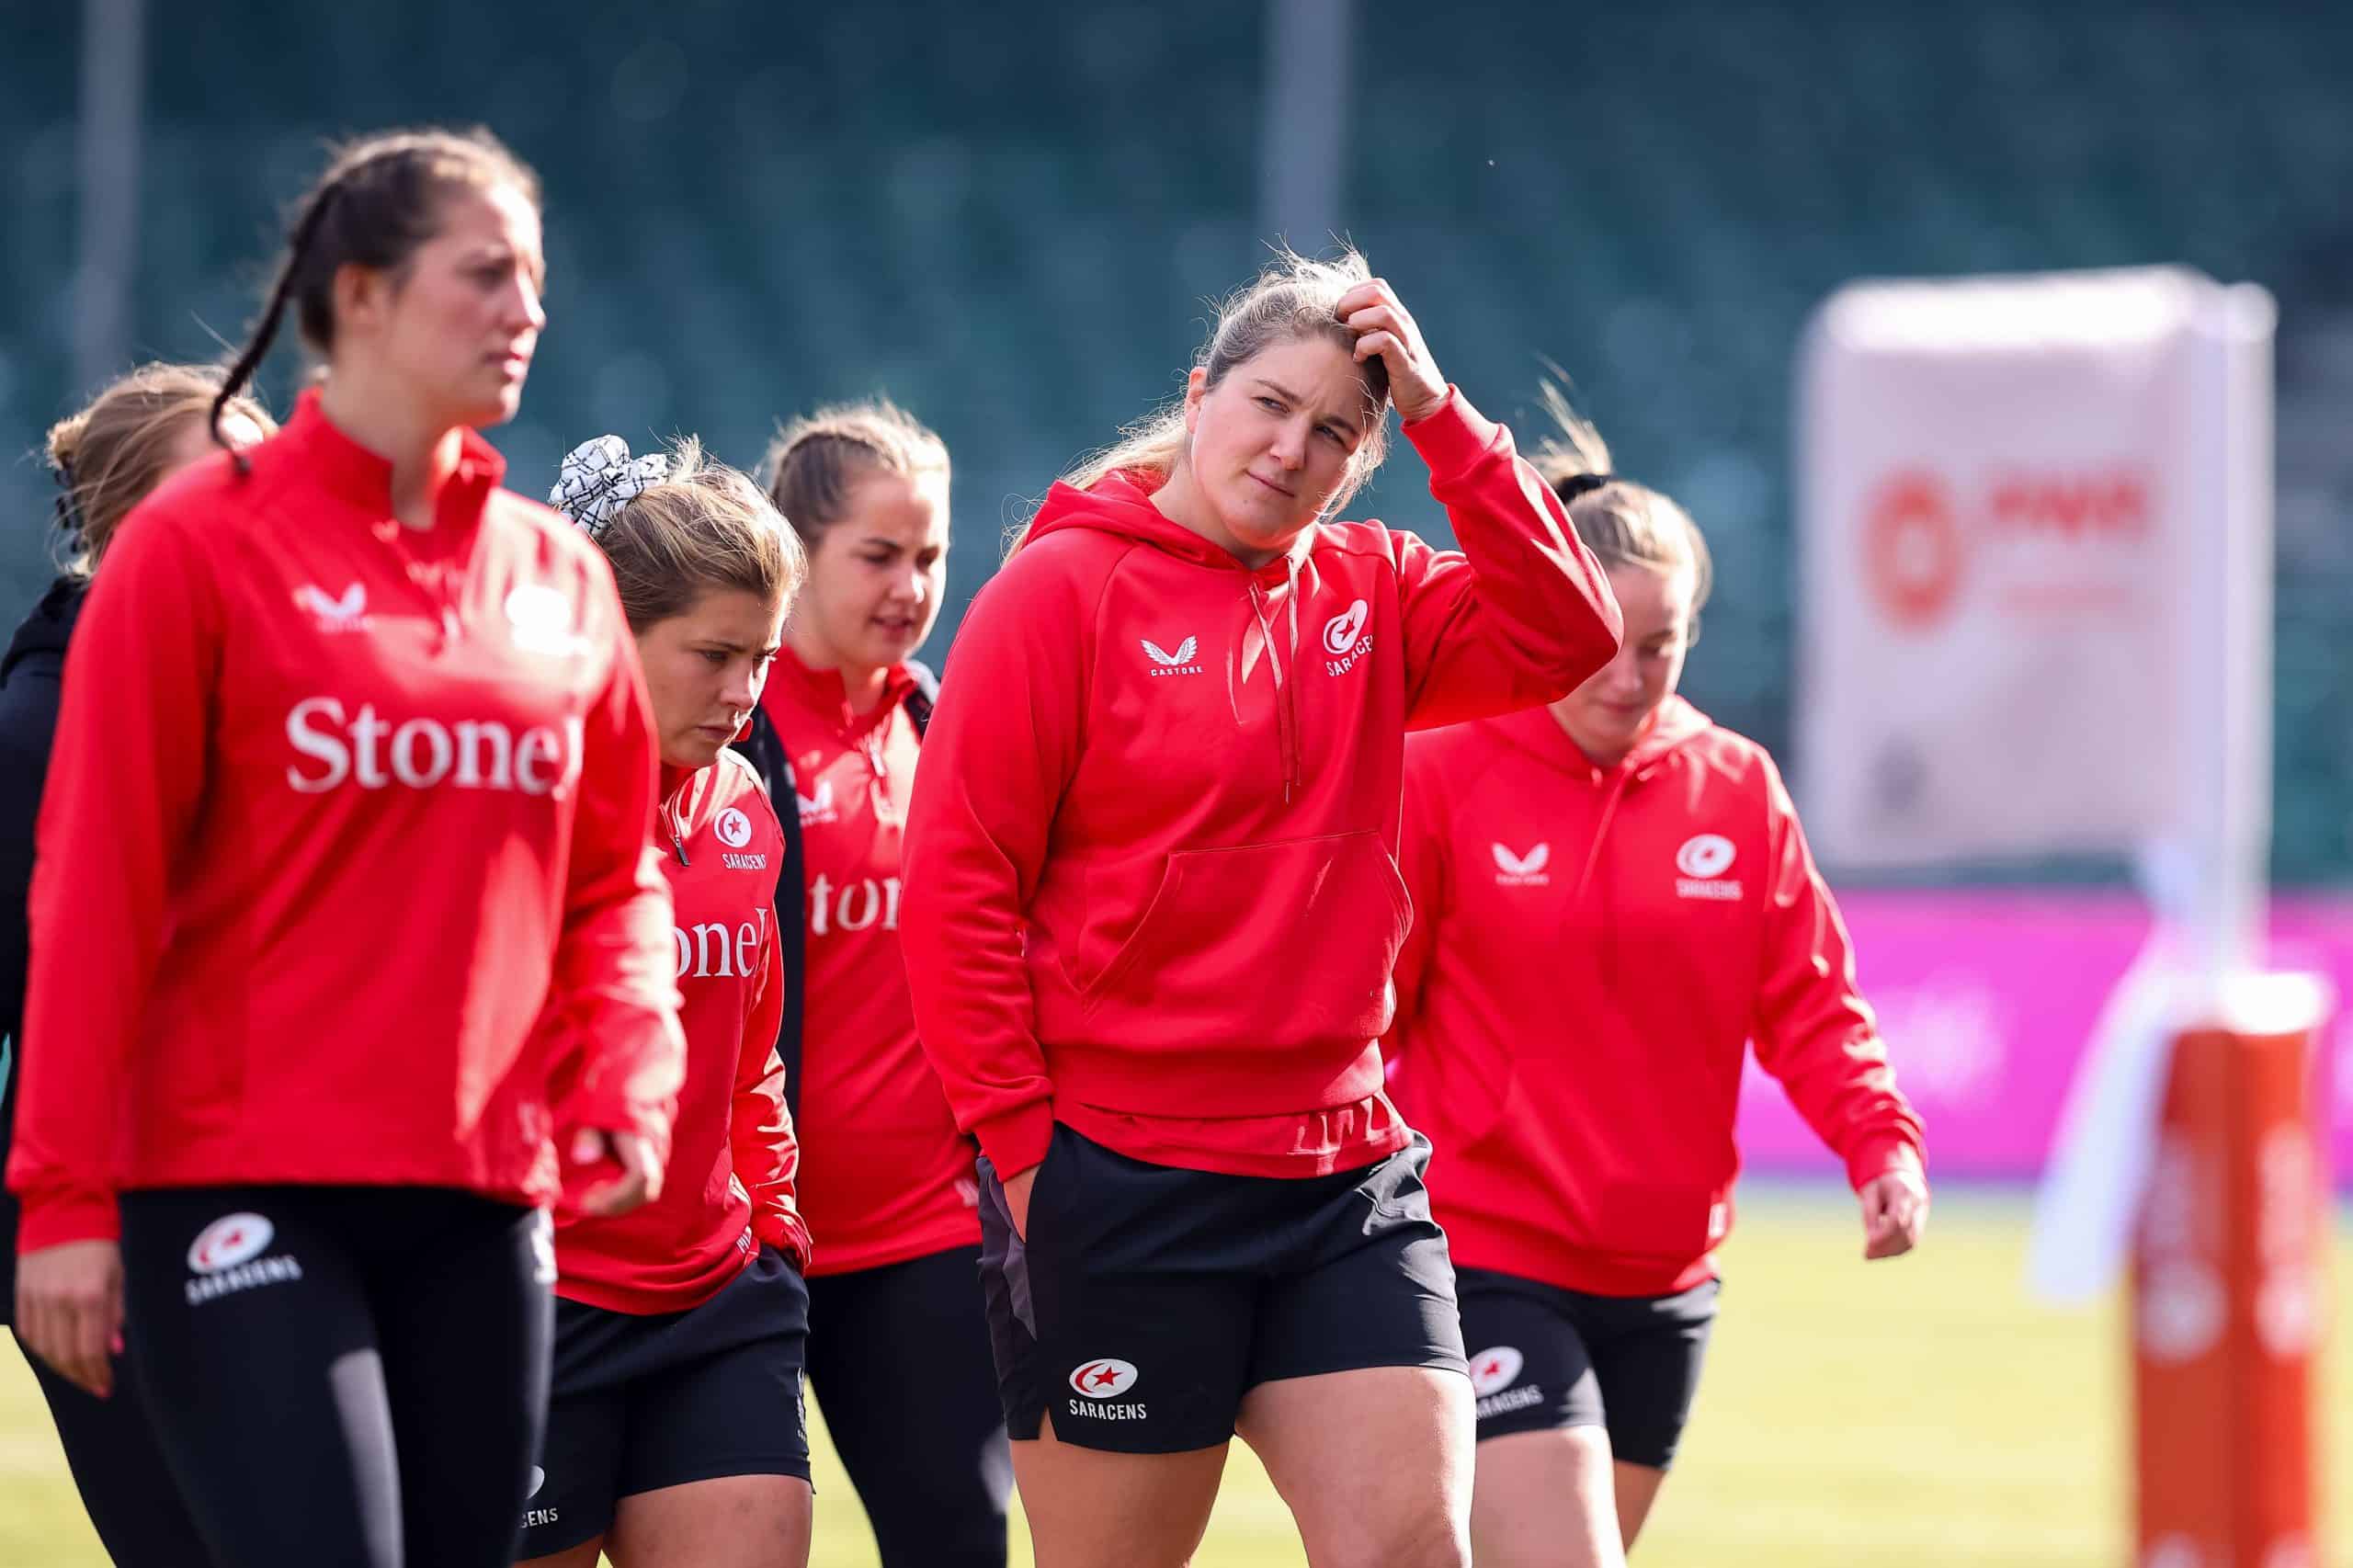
1456;1267;1720;1471
522;1246;811;1555
977;1123;1465;1455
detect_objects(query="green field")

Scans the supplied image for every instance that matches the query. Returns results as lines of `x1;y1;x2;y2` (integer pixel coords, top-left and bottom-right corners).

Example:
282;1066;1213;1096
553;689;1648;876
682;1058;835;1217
5;1188;2347;1565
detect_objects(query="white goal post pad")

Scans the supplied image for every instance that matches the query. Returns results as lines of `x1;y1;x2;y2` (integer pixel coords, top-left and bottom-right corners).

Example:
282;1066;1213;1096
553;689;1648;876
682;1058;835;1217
1796;267;2273;870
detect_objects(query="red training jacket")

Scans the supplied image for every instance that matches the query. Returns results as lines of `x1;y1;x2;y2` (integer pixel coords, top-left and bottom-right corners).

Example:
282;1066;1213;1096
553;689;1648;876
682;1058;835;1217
1387;697;1927;1297
556;754;809;1311
901;390;1622;1181
7;392;684;1251
760;648;977;1277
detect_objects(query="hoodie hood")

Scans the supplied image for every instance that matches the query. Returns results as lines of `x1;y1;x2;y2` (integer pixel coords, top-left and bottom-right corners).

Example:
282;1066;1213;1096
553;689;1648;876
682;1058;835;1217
1029;470;1316;798
2;577;83;686
1491;692;1715;782
1028;472;1291;573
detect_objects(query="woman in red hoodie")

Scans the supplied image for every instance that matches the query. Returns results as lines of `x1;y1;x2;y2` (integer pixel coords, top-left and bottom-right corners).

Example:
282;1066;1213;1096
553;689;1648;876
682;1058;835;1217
7;128;684;1568
901;249;1623;1568
1386;397;1929;1568
528;437;813;1568
737;403;1012;1568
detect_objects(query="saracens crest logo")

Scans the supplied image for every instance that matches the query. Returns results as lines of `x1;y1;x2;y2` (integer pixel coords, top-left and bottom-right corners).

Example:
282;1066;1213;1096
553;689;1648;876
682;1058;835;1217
715;805;767;871
1070;1358;1139;1399
1066;1358;1147;1421
1323;598;1372;676
184;1211;303;1306
1674;833;1743;902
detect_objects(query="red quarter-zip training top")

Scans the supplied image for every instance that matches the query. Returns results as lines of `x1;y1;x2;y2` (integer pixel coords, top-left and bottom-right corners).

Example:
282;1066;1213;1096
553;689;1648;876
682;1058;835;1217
556;754;809;1311
7;392;685;1250
761;647;977;1276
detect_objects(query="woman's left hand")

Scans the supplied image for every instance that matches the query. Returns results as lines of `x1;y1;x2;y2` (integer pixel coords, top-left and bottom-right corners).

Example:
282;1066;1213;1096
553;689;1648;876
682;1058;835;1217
1336;278;1449;424
1859;1167;1930;1260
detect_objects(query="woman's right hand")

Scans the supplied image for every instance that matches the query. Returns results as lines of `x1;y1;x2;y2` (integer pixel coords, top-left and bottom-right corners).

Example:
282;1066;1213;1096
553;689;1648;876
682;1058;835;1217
16;1238;124;1399
570;1128;665;1219
1002;1164;1038;1242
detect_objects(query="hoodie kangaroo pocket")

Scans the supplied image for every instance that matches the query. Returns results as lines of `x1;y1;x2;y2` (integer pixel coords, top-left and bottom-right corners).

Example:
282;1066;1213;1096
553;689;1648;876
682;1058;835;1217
1083;831;1411;1051
1589;1177;1725;1266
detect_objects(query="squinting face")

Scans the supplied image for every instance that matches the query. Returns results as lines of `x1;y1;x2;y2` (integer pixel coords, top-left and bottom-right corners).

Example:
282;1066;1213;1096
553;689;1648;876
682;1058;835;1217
365;182;546;429
1553;562;1698;764
635;587;788;770
1182;335;1375;558
798;469;951;671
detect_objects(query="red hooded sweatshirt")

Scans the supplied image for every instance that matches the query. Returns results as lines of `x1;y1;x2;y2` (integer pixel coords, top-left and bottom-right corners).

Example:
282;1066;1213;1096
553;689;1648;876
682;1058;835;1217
759;648;977;1276
1387;697;1927;1297
901;391;1622;1181
7;392;685;1252
555;753;811;1312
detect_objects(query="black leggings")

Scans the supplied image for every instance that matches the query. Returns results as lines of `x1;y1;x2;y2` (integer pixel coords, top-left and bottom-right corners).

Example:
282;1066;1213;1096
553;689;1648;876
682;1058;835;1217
804;1244;1010;1568
12;1337;208;1565
118;1185;553;1568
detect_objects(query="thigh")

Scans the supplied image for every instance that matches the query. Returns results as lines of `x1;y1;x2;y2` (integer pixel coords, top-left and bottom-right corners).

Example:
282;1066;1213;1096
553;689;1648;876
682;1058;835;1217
119;1186;401;1568
372;1194;553;1568
1581;1277;1719;1474
1236;1365;1472;1568
20;1334;210;1568
807;1246;1010;1568
1470;1427;1626;1568
1010;1410;1229;1568
978;1133;1257;1457
607;1473;813;1568
1456;1269;1608;1444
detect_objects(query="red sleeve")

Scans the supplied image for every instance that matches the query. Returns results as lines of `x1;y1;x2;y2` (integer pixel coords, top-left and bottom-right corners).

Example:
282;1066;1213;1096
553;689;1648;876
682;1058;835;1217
547;579;686;1182
1381;740;1451;1079
1389;390;1622;731
732;914;810;1267
1749;756;1927;1190
900;555;1087;1181
8;506;220;1250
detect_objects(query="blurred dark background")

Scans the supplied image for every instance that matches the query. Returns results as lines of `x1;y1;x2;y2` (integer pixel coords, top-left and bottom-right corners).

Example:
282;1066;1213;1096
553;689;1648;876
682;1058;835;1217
4;0;2348;876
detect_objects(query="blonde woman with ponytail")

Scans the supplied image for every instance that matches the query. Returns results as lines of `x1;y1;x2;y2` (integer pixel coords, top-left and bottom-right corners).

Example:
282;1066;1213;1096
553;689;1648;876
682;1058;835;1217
2;362;271;1567
1387;393;1927;1567
900;249;1623;1568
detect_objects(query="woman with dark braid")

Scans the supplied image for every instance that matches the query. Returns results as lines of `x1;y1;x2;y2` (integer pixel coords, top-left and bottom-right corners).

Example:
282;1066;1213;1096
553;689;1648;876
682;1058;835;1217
6;127;685;1568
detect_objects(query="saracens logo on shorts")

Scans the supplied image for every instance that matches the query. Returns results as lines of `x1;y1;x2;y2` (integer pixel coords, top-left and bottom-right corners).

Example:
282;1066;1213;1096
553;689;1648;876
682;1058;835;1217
1467;1345;1544;1421
521;1465;559;1530
1467;1345;1525;1397
1066;1358;1147;1421
1674;833;1742;902
185;1212;304;1306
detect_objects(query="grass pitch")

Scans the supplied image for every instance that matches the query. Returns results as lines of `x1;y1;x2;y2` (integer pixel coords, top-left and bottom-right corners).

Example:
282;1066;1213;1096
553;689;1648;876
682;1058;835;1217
4;1187;2346;1565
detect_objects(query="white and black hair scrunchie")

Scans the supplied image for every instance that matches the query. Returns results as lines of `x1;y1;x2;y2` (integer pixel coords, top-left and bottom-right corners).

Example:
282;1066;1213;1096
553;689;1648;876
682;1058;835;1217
549;435;668;537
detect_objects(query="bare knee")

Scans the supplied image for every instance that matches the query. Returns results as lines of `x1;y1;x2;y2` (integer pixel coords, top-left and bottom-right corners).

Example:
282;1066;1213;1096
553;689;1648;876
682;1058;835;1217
1302;1509;1468;1568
